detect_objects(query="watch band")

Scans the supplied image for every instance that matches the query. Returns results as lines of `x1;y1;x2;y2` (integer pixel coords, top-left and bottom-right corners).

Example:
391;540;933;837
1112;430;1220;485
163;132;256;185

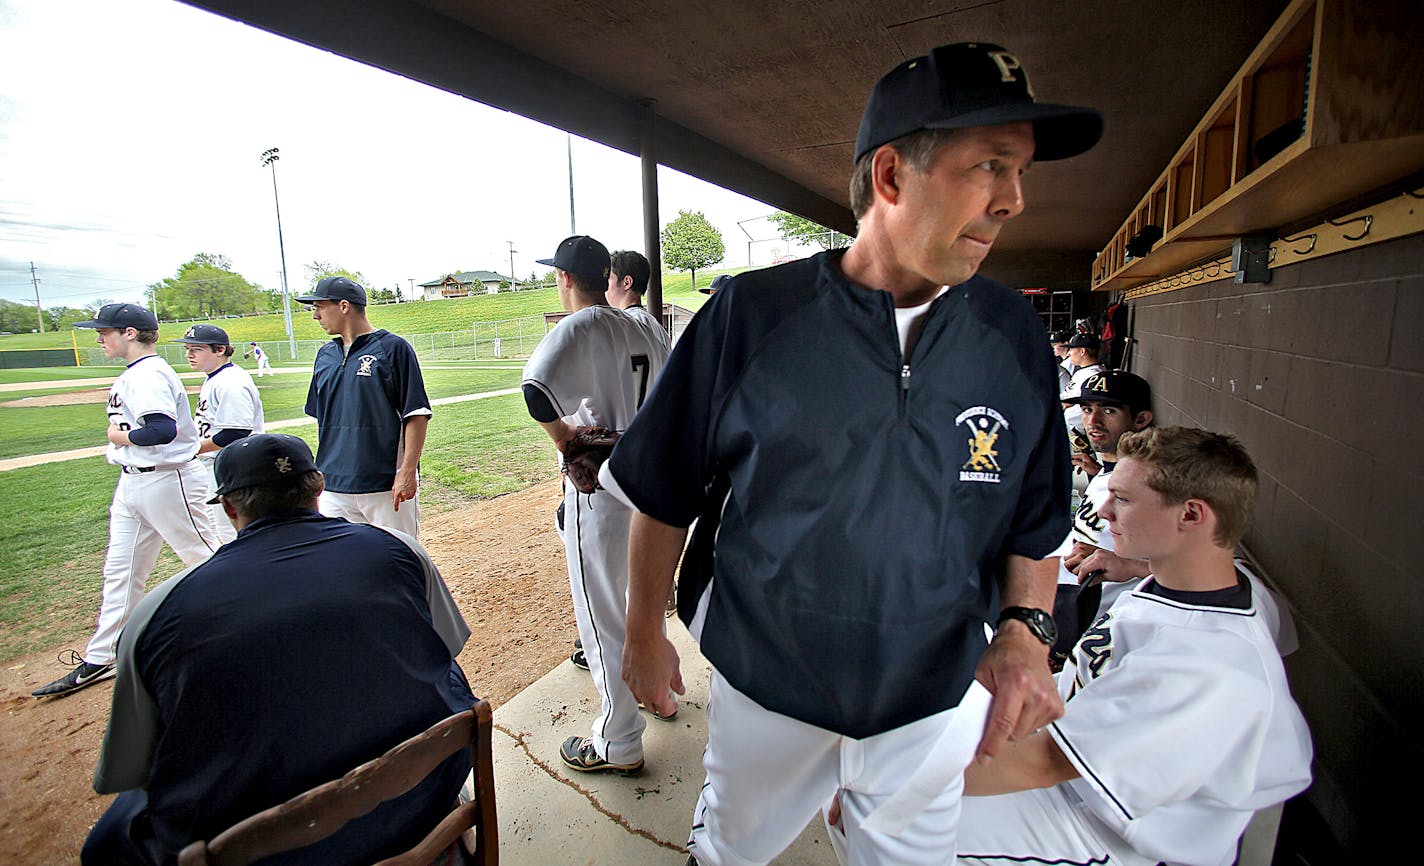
996;606;1057;646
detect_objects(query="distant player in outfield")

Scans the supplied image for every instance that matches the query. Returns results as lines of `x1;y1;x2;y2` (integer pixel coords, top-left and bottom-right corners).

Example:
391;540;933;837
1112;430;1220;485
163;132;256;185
607;250;671;350
175;325;265;544
955;427;1313;866
32;304;218;699
243;341;273;376
299;276;431;537
522;235;669;776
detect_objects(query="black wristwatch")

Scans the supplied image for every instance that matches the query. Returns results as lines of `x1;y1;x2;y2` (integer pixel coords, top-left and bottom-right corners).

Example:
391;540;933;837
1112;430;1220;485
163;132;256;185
996;606;1057;646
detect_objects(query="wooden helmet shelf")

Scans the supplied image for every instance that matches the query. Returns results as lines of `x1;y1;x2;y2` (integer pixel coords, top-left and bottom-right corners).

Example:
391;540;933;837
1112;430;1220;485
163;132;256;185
1092;0;1424;292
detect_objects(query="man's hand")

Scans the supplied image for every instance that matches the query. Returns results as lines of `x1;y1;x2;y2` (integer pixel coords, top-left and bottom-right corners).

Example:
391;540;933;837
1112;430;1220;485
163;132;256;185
1061;541;1098;574
1070;452;1101;477
391;466;418;511
622;628;684;719
1076;548;1150;586
974;623;1063;764
106;426;130;446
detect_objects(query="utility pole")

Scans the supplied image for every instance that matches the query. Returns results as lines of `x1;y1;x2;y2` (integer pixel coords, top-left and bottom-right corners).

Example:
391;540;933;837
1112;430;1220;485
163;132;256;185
408;278;415;301
29;262;44;332
260;148;297;358
567;134;576;235
506;241;517;289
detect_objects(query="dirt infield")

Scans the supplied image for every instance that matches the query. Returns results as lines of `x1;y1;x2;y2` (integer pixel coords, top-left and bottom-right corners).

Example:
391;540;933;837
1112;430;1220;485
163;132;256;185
3;385;201;408
0;479;572;863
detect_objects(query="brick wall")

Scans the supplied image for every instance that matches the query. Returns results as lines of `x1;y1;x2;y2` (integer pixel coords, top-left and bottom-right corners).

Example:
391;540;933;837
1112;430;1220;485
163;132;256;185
1128;232;1424;857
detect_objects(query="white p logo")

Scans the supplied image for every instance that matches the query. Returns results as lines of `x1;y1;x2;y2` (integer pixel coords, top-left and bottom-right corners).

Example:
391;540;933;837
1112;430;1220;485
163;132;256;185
987;50;1034;98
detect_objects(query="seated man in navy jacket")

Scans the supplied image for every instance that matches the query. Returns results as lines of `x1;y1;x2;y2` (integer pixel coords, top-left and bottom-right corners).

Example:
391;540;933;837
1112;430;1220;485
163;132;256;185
84;434;474;866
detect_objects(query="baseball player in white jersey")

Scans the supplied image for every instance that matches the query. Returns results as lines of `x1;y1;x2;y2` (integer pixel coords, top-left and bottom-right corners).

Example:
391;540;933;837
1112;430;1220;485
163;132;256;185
954;427;1312;866
1048;370;1154;662
521;235;669;775
175;325;266;544
32;304;218;698
243;341;273;376
1059;332;1105;434
607;249;671;350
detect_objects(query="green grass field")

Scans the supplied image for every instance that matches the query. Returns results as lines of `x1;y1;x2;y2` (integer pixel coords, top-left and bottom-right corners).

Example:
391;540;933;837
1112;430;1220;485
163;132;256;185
0;268;723;351
0;391;550;661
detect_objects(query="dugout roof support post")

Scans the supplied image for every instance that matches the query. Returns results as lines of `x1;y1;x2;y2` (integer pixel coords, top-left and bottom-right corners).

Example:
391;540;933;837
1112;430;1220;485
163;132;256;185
641;99;663;315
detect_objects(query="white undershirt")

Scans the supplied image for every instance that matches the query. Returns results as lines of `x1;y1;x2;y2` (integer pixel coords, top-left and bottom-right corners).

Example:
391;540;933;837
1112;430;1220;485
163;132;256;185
894;286;950;358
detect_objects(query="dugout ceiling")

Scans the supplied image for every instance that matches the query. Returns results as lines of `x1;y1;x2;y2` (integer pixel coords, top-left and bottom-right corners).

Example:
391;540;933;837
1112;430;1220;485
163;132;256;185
179;0;1289;286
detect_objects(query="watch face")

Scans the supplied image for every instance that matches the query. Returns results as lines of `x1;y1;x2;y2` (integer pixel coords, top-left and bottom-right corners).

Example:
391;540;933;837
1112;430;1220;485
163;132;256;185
1001;607;1056;645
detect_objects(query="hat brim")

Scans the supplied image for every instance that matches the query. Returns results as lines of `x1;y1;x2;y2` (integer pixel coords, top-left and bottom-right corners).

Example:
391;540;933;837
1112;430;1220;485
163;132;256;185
1061;393;1129;407
293;293;322;304
72;319;104;329
535;257;557;268
923;103;1103;162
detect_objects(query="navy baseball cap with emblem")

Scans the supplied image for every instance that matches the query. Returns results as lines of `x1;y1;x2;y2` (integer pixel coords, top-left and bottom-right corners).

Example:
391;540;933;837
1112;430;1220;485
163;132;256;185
854;42;1103;164
296;276;367;306
208;433;320;503
1063;370;1152;412
171;324;231;346
73;302;159;331
537;235;610;281
1066;332;1100;350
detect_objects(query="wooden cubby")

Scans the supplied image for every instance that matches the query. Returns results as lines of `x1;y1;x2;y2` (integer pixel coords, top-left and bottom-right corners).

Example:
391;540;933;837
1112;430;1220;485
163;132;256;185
1091;0;1424;292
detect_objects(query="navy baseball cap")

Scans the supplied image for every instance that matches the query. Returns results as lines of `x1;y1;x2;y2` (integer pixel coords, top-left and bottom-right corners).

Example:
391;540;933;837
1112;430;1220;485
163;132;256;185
1066;332;1100;350
854;42;1103;164
538;235;610;281
1063;370;1152;412
1050;329;1074;344
296;276;367;306
172;324;231;346
74;303;159;331
701;274;731;295
208;433;320;503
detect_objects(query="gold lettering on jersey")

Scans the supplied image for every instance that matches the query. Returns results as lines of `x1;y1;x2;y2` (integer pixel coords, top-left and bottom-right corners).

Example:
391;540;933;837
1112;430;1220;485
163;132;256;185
956;406;1009;483
1075;613;1114;689
356;355;377;377
987;50;1034;97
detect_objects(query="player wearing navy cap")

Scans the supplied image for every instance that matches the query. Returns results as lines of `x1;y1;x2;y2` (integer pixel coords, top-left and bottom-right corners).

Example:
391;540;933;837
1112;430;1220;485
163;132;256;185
1060;332;1104;434
606;42;1100;865
956;427;1312;866
84;434;474;865
242;341;273;377
33;304;218;698
299;275;431;537
173;324;265;544
522;235;670;775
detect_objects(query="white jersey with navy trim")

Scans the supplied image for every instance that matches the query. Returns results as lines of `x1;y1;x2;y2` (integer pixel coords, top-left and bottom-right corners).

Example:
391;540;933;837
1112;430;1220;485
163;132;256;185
1060;362;1104;433
195;363;265;459
1047;579;1313;866
624;304;671;351
106;355;200;468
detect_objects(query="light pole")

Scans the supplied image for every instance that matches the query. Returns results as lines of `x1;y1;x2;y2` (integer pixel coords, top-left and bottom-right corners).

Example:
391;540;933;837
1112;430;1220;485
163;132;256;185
507;240;517;289
260;147;297;359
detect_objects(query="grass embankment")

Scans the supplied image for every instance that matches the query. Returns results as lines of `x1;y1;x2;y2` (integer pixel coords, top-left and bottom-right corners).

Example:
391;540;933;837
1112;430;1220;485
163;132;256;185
0;268;725;350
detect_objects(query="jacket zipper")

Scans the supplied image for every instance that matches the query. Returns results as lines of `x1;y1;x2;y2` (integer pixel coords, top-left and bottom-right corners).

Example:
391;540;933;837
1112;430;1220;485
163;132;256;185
899;363;911;417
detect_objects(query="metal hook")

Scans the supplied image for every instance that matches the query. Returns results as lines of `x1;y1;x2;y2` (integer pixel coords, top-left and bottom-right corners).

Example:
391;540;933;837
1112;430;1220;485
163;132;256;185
1404;187;1424;200
1326;214;1372;241
1283;232;1317;255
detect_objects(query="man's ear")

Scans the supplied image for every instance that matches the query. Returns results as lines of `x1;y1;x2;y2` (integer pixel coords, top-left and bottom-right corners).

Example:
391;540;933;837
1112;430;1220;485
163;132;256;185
1180;498;1211;534
870;146;905;206
1133;410;1154;431
221;498;238;520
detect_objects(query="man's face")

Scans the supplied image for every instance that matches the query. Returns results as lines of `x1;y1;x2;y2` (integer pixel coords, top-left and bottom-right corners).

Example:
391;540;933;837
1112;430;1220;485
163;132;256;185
185;344;226;373
95;327;129;358
1051;342;1068;359
309;299;344;334
1080;401;1150;456
1100;457;1179;561
1067;346;1092;367
883;122;1033;288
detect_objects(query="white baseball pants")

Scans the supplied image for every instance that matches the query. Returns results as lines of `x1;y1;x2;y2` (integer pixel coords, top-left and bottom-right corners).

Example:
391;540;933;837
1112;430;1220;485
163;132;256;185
563;480;646;765
86;462;218;665
201;460;238;545
956;784;1151;866
688;671;985;866
319;489;420;538
256;355;273;376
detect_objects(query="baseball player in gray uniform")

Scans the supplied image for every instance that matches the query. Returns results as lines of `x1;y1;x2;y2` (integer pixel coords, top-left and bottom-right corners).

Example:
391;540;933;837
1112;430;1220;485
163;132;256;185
607;249;671;350
174;325;265;544
32;303;218;698
522;235;669;775
955;427;1312;866
243;341;273;376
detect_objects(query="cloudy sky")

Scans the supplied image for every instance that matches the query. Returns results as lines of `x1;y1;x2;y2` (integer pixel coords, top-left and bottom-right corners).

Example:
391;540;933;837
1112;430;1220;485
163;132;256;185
0;0;805;311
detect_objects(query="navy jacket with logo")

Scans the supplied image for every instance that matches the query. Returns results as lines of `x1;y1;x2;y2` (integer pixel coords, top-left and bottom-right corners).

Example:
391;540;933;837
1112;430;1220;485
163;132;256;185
607;251;1070;738
304;329;430;494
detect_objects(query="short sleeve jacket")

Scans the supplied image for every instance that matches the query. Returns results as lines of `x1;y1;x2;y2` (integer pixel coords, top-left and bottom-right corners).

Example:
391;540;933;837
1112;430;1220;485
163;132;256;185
304;330;431;493
606;251;1071;737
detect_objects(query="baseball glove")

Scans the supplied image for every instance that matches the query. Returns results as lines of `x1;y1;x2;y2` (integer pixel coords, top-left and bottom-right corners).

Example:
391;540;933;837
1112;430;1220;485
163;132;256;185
562;426;620;494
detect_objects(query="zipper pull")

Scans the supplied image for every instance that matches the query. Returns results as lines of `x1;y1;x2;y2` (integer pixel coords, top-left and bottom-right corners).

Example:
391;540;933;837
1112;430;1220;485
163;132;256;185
901;364;911;391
